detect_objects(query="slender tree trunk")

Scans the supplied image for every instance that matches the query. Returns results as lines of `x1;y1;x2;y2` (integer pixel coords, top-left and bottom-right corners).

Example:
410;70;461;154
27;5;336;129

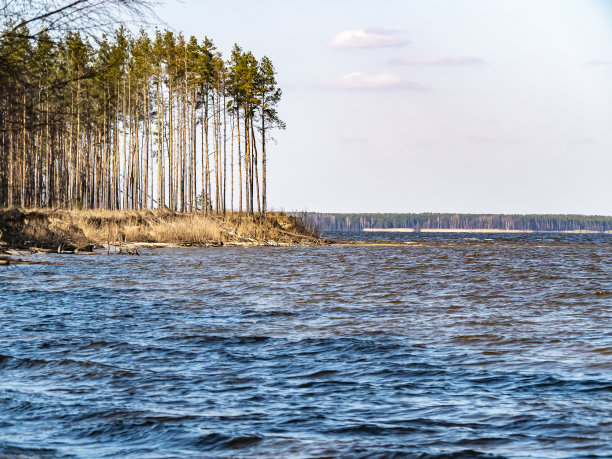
222;89;227;214
143;84;149;209
157;72;164;208
230;110;234;213
251;122;261;214
8;129;13;207
261;100;267;215
167;79;173;210
200;101;205;212
204;93;210;213
244;108;250;214
75;79;81;208
21;92;26;208
213;92;219;212
45;95;51;207
236;109;242;215
122;76;128;209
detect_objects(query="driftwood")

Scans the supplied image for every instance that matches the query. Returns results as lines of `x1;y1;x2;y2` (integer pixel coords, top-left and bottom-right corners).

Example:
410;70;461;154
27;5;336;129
208;214;258;243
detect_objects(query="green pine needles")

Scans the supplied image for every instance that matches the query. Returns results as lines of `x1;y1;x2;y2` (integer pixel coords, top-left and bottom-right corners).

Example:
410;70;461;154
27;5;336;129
0;23;284;214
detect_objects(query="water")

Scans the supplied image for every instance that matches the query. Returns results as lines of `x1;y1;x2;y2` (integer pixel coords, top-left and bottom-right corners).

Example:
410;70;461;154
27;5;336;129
1;232;611;458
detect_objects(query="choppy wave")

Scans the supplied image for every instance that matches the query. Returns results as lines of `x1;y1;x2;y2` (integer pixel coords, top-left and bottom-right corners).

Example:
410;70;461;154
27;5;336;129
0;232;611;457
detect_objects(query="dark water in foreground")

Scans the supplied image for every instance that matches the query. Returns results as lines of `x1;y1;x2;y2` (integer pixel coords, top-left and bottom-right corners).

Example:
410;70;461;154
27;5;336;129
1;232;611;458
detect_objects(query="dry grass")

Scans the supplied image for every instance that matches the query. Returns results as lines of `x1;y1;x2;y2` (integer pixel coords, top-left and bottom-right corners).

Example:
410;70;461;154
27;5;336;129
132;215;223;243
0;208;322;250
71;210;224;244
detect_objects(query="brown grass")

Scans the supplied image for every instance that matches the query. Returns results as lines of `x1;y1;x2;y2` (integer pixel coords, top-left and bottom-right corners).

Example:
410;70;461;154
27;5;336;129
0;208;322;251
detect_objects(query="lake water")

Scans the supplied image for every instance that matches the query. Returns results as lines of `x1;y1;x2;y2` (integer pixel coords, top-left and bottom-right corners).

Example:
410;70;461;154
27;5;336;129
1;232;611;458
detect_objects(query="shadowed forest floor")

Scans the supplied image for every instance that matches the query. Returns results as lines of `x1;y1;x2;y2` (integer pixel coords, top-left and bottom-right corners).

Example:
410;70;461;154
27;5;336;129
0;209;324;254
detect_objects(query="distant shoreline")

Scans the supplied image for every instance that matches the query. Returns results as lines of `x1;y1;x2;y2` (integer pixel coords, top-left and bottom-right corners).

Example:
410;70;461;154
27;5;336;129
295;212;612;233
363;228;612;234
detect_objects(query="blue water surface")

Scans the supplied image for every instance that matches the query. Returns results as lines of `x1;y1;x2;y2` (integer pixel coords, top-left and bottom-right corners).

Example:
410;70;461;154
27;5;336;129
0;232;611;458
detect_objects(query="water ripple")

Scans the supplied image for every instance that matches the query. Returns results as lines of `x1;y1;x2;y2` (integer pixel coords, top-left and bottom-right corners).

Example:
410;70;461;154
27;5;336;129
0;232;611;457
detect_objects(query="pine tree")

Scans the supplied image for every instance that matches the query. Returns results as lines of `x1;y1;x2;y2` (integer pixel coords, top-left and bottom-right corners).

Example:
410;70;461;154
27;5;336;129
257;56;285;215
0;25;284;214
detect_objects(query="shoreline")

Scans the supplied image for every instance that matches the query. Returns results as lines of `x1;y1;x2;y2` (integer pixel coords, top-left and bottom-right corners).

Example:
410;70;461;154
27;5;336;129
0;208;327;258
363;228;612;234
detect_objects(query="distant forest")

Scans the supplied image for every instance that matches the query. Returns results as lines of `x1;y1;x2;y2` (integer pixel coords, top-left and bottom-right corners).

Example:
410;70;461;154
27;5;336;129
297;213;612;233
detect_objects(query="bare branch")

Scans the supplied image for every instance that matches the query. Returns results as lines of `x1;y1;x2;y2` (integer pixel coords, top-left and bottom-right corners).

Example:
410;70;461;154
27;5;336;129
0;0;159;40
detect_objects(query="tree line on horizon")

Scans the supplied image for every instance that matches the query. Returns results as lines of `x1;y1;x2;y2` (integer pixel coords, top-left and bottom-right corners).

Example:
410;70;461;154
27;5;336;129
0;21;284;214
297;213;612;233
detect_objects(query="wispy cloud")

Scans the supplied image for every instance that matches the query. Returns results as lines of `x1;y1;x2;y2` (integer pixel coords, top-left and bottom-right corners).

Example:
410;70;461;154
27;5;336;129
321;72;429;91
390;56;485;66
586;59;612;66
567;136;598;145
330;27;409;49
466;135;524;146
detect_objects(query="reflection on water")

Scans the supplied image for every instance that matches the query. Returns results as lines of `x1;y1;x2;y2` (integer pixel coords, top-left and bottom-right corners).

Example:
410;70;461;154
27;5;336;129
1;232;611;458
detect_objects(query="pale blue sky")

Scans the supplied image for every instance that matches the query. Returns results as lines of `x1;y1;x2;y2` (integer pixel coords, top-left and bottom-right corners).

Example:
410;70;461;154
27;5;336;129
151;0;612;214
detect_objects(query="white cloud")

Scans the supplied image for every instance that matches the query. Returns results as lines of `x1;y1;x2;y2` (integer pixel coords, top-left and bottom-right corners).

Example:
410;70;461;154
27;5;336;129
322;72;429;91
329;27;409;49
337;72;401;89
466;136;525;146
390;56;486;66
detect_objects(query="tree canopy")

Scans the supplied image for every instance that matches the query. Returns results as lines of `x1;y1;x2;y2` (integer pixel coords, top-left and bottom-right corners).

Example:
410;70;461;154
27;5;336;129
0;21;285;214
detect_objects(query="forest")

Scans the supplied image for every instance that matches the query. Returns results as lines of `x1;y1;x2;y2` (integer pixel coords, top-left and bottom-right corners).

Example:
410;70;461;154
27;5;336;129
299;213;612;233
0;20;284;214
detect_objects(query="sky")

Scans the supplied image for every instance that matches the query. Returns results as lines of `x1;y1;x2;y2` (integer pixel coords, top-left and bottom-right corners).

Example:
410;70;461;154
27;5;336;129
149;0;612;215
